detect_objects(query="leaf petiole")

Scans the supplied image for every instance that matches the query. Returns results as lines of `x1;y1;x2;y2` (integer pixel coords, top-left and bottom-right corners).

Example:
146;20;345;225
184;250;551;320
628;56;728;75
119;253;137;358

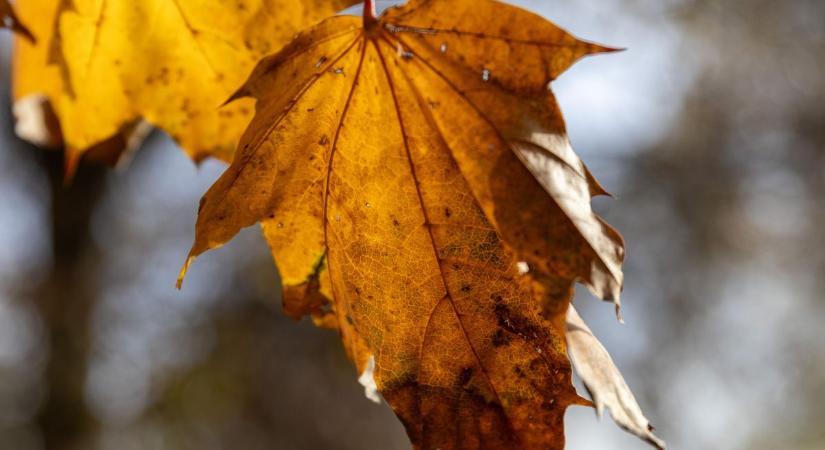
363;0;377;29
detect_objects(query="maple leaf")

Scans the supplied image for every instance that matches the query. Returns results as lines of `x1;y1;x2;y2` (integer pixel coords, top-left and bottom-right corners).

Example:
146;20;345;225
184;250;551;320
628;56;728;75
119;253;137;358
12;0;65;148
179;0;651;448
1;0;35;42
11;0;359;170
11;0;166;173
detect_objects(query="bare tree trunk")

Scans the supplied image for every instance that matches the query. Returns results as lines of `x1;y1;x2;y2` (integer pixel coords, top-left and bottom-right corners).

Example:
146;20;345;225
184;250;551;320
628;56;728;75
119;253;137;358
32;151;105;450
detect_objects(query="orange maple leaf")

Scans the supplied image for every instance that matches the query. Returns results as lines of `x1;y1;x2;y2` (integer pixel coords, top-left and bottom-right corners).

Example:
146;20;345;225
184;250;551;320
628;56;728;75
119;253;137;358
179;1;661;448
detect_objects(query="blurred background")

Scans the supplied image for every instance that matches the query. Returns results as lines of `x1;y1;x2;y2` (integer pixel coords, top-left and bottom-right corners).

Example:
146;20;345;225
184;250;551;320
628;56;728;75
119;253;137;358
1;0;823;449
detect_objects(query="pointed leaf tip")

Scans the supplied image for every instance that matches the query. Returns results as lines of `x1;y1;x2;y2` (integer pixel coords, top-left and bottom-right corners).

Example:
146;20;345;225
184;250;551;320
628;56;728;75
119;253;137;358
63;148;82;185
176;255;196;290
582;41;626;55
222;87;248;107
598;45;626;54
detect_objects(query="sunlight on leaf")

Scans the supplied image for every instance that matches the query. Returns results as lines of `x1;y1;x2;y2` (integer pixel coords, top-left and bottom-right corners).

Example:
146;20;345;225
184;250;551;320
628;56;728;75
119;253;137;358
178;1;641;448
12;0;359;168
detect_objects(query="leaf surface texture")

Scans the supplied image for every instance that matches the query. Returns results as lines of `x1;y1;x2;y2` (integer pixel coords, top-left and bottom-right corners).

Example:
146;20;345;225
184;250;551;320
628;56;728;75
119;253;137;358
181;1;639;448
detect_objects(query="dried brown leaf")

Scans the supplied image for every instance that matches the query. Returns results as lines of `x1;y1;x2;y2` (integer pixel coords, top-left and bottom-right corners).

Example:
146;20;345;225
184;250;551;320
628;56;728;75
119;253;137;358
567;306;666;449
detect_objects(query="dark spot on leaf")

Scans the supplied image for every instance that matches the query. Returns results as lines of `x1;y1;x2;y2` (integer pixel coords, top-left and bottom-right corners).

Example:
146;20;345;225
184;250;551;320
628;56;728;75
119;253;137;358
458;367;473;386
491;329;511;347
541;398;557;411
493;297;541;339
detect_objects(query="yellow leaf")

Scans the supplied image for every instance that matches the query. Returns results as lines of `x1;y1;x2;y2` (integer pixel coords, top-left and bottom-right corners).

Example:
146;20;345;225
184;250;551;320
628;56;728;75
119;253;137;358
1;0;35;42
12;0;57;102
13;0;359;165
180;1;630;448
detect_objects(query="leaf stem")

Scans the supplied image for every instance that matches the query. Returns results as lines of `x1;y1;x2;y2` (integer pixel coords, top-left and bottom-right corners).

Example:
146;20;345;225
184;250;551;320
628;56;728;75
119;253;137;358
363;0;377;29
